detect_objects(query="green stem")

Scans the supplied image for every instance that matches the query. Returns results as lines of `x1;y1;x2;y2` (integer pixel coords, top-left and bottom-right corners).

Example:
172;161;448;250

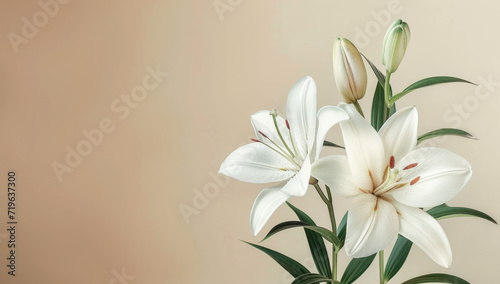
313;184;338;282
383;72;392;122
325;185;337;235
313;184;330;206
353;100;365;117
332;247;338;282
379;250;386;284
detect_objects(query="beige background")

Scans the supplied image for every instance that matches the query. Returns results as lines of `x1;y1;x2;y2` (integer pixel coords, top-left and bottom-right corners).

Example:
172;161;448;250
0;0;499;283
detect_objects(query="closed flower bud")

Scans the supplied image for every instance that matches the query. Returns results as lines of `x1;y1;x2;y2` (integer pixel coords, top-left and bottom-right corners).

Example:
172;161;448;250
382;19;410;73
332;38;367;104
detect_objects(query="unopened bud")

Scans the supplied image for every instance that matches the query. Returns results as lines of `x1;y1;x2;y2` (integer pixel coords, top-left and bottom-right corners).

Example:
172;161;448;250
332;38;367;104
382;19;410;73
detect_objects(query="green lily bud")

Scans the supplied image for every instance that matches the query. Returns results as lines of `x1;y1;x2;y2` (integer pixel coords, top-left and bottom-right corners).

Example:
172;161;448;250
332;38;367;104
382;19;410;73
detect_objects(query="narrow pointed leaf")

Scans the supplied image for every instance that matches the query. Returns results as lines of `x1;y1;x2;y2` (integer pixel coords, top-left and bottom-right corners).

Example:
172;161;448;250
391;76;475;105
417;128;476;144
362;54;385;87
323;140;345;149
287;202;331;278
243;241;310;277
337;212;348;249
304;226;341;247
384;235;413;282
427;204;497;224
261;221;340;247
261;221;310;242
371;82;386;131
402;273;469;284
291;273;333;284
340;254;376;284
371;83;395;131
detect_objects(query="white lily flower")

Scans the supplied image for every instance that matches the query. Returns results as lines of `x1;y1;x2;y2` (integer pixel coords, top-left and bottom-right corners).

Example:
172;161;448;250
313;104;472;267
219;77;349;236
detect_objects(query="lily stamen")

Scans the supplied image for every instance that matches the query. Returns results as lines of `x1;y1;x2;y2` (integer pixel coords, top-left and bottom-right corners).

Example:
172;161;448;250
285;119;299;158
270;109;296;158
403;163;418;170
410;176;420;185
257;130;289;157
256;130;300;167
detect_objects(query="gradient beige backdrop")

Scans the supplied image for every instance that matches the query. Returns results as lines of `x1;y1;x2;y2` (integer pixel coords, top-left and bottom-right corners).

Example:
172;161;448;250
0;0;499;283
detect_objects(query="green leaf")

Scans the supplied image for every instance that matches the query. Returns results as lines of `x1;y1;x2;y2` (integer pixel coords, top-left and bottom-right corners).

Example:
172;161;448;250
384;235;413;282
371;83;395;131
243;241;310;278
323;140;345;149
390;76;475;105
337;212;348;249
261;221;340;247
287;202;332;278
291;273;333;284
340;254;376;284
427;204;497;224
304;226;341;247
261;221;310;242
362;54;385;87
417;128;476;144
401;273;469;284
367;54;396;130
371;82;386;131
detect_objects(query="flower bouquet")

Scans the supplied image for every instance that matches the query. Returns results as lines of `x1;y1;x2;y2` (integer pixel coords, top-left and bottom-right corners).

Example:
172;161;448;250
219;19;496;284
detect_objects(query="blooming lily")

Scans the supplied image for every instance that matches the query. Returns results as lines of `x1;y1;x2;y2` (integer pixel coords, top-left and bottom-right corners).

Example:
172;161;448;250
219;77;349;236
313;104;472;267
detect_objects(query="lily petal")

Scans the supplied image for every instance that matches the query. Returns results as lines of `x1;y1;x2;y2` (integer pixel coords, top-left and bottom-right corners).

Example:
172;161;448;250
392;201;452;268
250;183;291;236
251;110;291;151
391;147;472;208
345;194;399;258
312;106;349;161
219;142;297;183
339;103;386;191
286;76;317;159
311;155;362;198
378;106;418;162
280;154;311;197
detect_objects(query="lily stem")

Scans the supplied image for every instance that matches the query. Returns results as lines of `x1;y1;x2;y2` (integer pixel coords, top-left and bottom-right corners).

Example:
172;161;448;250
379;250;386;284
353;100;364;117
313;183;330;206
314;184;338;282
383;72;392;122
325;185;337;235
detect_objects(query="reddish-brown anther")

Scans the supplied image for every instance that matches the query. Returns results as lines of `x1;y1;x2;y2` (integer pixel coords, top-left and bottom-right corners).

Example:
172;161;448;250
258;131;268;138
410;176;420;185
403;163;418;170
